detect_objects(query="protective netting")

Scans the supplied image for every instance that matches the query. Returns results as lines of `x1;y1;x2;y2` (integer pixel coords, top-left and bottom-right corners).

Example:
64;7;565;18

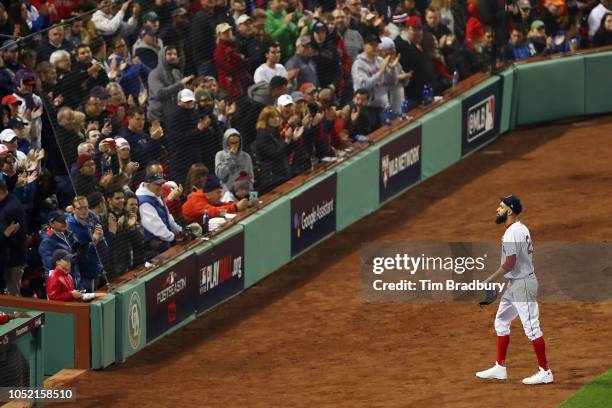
0;0;608;296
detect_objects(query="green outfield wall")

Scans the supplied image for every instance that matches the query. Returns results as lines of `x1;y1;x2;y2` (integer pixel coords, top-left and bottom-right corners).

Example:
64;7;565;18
3;49;612;375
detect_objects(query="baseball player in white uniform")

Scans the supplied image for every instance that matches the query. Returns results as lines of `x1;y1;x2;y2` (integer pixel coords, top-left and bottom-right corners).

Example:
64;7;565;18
476;195;553;385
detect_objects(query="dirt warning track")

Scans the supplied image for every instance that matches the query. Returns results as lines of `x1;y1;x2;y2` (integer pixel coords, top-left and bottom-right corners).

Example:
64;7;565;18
51;115;612;408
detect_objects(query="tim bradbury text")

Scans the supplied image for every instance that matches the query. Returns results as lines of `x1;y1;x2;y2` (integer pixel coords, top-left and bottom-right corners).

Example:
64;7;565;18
372;279;506;292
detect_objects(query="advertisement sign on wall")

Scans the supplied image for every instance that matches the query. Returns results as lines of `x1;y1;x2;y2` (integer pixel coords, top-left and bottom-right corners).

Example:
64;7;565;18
462;81;502;156
379;126;422;203
291;174;337;256
196;232;245;313
145;255;197;342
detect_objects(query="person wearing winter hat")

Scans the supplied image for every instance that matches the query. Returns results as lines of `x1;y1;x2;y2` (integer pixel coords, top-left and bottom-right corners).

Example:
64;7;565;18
221;171;254;203
182;174;251;224
215;128;254;194
73;154;100;196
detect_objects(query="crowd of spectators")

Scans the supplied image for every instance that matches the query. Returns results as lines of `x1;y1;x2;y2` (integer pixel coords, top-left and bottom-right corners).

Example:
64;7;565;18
0;0;610;301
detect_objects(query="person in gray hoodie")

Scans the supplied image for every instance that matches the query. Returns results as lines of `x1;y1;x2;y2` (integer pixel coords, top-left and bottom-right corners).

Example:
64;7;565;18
215;128;255;193
147;45;194;123
351;33;400;122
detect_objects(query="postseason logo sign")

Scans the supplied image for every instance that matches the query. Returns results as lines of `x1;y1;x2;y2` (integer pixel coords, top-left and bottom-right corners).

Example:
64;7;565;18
291;174;337;256
379;126;421;202
461;81;501;156
146;255;197;342
197;232;245;313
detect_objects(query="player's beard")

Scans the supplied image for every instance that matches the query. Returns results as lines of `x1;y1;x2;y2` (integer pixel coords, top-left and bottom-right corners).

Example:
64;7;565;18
495;211;508;225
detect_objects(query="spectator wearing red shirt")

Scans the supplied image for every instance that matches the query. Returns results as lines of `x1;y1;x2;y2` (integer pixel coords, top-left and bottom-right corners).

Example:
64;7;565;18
182;175;250;224
46;249;82;302
214;23;252;100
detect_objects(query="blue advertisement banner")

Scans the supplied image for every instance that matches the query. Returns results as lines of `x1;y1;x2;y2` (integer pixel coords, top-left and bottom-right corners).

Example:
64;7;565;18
461;81;502;156
379;126;422;203
196;232;245;313
145;254;197;342
291;174;337;256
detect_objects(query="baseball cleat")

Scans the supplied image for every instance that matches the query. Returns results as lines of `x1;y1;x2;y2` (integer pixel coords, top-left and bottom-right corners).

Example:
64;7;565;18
522;367;554;385
476;363;508;380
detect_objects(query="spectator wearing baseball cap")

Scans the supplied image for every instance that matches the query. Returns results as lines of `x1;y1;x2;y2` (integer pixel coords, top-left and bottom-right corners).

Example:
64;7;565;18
310;19;343;90
221;171;253;203
143;11;160;32
527;20;549;55
1;129;27;165
182;174;250;224
167;87;221;185
13;69;44;150
73;154;100;197
215;128;254;194
46;249;83;302
136;170;183;254
352;32;398;119
214;22;251;100
38;210;78;281
133;26;162;70
285;35;320;89
234;13;265;76
299;82;318;102
395;15;437;105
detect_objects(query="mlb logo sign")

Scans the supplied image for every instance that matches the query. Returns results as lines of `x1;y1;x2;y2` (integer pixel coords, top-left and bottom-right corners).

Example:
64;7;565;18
461;81;501;156
467;96;495;143
381;155;390;189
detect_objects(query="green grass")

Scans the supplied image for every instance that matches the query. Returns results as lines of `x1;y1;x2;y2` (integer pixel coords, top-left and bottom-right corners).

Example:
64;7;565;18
559;368;612;407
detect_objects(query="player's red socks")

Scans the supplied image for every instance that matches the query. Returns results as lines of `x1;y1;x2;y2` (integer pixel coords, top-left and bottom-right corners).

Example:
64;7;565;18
497;335;510;366
531;336;548;370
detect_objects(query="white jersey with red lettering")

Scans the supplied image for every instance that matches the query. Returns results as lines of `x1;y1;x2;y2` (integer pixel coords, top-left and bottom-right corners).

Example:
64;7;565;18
500;221;534;280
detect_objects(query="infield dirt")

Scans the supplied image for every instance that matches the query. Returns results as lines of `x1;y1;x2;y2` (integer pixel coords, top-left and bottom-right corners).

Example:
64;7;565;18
50;114;612;408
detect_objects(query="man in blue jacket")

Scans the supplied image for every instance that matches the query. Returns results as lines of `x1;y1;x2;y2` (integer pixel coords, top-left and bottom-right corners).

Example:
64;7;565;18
66;196;107;292
38;210;82;291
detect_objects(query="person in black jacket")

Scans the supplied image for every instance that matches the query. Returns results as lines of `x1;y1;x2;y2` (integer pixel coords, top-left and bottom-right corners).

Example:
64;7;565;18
167;89;221;184
235;15;265;75
253;106;294;192
0;179;27;296
310;20;342;90
395;16;436;105
66;45;109;110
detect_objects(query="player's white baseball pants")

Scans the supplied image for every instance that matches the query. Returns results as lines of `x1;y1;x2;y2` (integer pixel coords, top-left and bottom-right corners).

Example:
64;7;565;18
494;275;543;340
